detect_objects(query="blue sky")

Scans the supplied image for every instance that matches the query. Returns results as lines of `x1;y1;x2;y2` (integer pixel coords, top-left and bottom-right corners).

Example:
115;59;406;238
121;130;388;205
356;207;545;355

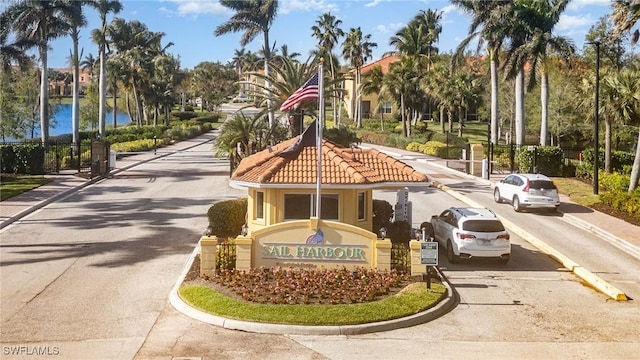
42;0;618;70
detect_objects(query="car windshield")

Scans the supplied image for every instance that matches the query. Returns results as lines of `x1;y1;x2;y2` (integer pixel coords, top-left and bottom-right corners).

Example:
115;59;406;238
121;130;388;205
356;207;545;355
529;180;555;189
462;220;505;232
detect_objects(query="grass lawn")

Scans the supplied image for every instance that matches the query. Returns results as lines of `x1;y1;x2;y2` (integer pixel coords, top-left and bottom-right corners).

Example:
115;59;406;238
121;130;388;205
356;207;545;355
179;282;447;326
551;177;601;207
0;176;51;201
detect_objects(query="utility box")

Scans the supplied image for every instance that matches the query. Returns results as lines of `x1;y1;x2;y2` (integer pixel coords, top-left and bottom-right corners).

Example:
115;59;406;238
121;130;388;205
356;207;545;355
469;144;484;177
91;140;109;177
109;150;117;169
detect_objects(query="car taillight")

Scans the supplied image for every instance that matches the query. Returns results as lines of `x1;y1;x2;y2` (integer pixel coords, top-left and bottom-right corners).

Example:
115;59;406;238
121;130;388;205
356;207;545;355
458;233;476;240
523;179;530;192
497;234;510;240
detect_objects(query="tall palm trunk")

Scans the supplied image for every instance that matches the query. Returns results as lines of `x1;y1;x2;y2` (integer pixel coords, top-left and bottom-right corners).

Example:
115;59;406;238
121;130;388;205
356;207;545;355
39;44;49;144
71;34;81;153
605;118;612;173
400;94;407;137
263;32;273;127
540;70;549;146
458;108;464;137
112;84;118;128
515;69;525;147
629;128;640;192
98;45;107;135
440;107;445;133
490;55;499;144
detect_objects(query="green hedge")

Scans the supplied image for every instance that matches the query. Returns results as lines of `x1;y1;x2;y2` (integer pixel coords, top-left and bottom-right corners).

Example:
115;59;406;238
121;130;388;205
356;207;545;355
0;143;45;174
599;190;640;218
206;198;248;238
517;146;563;176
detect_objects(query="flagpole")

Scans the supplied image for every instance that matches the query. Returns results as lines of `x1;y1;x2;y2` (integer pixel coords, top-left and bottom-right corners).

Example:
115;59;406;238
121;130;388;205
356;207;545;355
316;62;324;219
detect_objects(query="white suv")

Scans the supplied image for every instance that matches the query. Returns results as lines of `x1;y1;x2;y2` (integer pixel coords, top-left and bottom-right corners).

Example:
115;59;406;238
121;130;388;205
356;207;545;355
493;173;560;212
428;207;511;264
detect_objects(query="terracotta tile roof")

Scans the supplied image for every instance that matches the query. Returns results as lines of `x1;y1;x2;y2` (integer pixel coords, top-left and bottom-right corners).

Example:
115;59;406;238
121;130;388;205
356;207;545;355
231;122;427;187
357;55;400;75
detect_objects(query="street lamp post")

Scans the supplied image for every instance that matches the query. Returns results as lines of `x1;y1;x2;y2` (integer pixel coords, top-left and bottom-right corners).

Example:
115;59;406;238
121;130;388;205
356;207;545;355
590;41;601;195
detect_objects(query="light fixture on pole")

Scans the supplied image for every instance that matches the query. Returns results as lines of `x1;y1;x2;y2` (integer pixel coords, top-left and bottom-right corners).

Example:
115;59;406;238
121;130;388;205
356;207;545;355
588;41;600;195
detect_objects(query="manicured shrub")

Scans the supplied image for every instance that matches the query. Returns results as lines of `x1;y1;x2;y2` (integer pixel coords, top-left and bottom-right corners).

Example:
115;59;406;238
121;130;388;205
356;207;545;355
372;199;393;235
421;141;462;159
207;198;248;238
324;125;362;147
388;220;411;244
172;111;199;121
517;146;563;176
599;190;640;218
0;145;17;173
405;142;424;153
599;172;631;192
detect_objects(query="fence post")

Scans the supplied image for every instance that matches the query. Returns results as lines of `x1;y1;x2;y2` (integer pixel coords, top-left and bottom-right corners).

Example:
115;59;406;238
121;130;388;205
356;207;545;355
374;238;392;272
409;240;423;276
199;236;218;278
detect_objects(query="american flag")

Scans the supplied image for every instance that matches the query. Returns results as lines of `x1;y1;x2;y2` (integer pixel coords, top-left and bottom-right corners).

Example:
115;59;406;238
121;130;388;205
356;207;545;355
279;72;319;112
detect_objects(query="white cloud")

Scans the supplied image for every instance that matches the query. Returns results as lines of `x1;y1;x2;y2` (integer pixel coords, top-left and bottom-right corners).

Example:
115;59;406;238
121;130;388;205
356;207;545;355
556;13;595;32
162;0;230;17
279;0;338;15
364;0;385;8
568;0;612;11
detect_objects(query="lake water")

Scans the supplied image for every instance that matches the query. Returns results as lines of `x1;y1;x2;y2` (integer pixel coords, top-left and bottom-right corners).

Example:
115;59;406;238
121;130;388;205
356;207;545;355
51;103;131;136
14;103;131;140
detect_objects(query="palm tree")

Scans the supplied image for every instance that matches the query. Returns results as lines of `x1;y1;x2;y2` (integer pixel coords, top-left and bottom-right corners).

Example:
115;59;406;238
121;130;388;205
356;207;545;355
80;53;97;81
360;65;385;130
611;0;640;191
410;9;443;71
232;48;246;96
311;12;344;127
385;57;419;137
215;110;286;171
612;0;640;44
505;0;574;146
2;0;77;144
342;27;377;128
215;0;279;127
88;0;122;136
248;56;320;136
452;0;512;145
63;0;86;150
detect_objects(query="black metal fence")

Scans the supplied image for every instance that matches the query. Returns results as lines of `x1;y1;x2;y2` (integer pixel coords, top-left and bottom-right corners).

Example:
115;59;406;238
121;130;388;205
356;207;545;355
1;140;110;178
391;242;410;274
216;241;237;273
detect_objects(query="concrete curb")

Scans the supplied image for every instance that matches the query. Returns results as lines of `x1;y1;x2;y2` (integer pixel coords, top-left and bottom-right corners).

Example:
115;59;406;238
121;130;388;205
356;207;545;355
169;246;459;335
560;212;640;261
430;180;628;302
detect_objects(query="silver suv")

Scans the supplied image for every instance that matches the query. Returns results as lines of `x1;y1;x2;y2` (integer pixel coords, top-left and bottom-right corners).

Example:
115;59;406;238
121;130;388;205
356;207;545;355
493;173;560;212
428;207;511;264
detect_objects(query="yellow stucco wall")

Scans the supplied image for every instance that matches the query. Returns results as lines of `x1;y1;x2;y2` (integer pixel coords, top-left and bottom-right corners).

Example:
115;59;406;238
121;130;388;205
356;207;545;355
249;218;379;270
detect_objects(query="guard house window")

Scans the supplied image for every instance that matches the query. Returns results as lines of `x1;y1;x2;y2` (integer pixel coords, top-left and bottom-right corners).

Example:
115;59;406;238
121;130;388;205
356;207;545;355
255;191;264;220
357;192;366;221
284;193;339;220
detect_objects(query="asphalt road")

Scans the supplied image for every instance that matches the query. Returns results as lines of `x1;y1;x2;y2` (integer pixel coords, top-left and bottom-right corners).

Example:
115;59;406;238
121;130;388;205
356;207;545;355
1;132;639;359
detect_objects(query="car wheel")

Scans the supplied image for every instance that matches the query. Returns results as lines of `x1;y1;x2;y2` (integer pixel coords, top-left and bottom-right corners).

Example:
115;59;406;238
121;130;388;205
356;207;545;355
512;196;522;212
446;240;460;264
493;188;502;203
